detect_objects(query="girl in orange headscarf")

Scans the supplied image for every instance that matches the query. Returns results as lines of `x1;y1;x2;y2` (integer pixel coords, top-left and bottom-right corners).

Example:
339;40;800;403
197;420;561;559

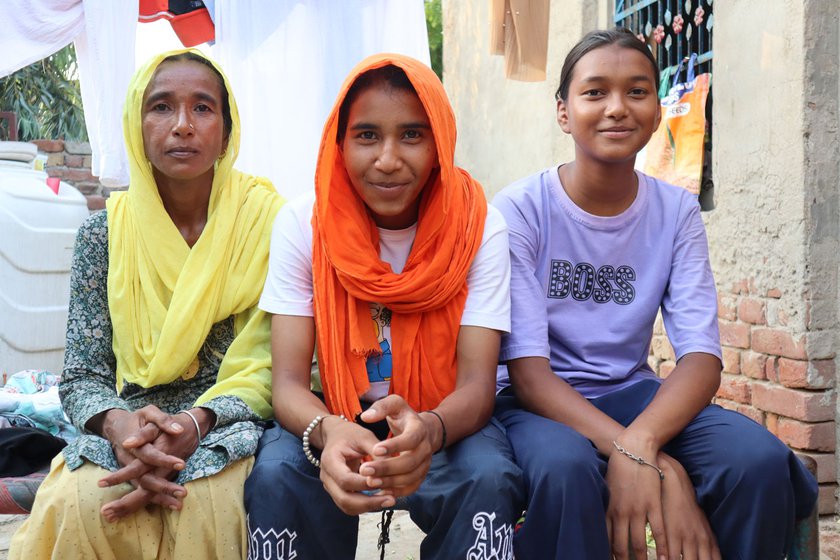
245;54;523;558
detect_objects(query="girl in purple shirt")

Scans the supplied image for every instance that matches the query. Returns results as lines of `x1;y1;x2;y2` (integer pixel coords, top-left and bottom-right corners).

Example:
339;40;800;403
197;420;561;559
493;28;817;560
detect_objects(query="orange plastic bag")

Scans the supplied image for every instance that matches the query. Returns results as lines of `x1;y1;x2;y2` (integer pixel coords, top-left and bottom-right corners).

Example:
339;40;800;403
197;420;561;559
644;54;710;195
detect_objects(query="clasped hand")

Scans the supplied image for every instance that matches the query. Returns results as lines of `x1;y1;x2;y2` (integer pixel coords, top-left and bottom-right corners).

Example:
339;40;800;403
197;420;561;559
318;395;437;516
97;405;199;522
606;445;720;560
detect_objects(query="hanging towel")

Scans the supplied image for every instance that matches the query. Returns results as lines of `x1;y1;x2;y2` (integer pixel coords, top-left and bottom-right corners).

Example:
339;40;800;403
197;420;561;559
490;0;550;81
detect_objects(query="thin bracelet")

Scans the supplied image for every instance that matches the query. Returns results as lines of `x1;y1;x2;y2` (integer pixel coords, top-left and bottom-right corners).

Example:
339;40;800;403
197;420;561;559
612;441;664;480
178;409;203;441
302;414;347;468
423;410;447;453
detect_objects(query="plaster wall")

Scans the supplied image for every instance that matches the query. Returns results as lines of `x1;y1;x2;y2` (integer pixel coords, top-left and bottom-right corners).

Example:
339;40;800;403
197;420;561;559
443;0;611;197
705;1;810;331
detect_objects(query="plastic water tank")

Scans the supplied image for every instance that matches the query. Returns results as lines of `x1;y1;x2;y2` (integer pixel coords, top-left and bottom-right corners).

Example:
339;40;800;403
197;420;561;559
0;141;89;382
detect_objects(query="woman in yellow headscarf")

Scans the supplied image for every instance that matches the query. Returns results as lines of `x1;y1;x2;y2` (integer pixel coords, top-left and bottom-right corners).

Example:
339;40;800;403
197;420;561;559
10;49;282;560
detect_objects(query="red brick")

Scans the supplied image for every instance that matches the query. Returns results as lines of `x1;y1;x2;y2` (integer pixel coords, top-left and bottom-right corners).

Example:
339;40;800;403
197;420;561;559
766;413;779;435
650;335;675;361
721;347;741;374
658;361;676;378
64;154;84;167
83;155;93;168
738;297;766;325
776;418;835;451
719;321;750;349
796;452;836;483
767;288;783;298
49;168;96;182
752;383;834;422
716;399;765;425
741;351;767;379
714;398;738;415
822;529;840;558
86;195;106;211
734;403;765;425
751;328;807;359
818;484;836;515
731;279;749;294
32;139;65;152
716;374;751;404
779;358;835;389
45;153;64;167
64;141;92;155
765;356;780;383
717;294;737;321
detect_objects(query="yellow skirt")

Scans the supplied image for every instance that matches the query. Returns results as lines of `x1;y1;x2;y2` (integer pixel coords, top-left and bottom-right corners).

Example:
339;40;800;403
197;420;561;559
9;454;254;560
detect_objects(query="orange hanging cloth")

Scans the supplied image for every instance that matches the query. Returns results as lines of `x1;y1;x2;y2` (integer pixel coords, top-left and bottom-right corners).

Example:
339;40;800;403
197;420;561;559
312;54;487;421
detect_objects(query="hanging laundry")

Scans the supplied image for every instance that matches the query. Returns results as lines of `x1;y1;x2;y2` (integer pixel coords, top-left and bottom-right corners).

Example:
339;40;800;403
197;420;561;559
139;0;215;47
490;0;550;81
212;0;430;201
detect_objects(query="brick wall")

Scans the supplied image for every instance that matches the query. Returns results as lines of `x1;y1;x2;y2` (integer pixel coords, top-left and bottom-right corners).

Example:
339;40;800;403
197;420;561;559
31;139;123;211
650;281;837;515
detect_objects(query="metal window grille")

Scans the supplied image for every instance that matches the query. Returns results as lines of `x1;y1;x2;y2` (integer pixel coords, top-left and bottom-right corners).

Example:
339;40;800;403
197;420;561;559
615;0;713;76
615;0;715;210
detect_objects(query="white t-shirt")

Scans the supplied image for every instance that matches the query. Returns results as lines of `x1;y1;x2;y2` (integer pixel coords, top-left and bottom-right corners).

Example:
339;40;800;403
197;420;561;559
260;192;511;401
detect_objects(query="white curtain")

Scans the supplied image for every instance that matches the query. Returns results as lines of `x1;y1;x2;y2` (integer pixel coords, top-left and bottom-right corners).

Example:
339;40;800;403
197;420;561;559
2;0;429;193
212;0;430;199
0;0;135;187
75;0;137;187
0;0;85;77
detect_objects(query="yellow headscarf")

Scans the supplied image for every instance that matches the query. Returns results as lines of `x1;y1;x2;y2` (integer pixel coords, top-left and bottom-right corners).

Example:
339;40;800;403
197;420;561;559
105;48;283;418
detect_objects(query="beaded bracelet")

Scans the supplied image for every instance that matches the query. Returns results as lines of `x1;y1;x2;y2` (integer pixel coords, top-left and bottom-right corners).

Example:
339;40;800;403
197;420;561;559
612;441;664;480
422;410;447;453
178;409;203;441
302;414;347;468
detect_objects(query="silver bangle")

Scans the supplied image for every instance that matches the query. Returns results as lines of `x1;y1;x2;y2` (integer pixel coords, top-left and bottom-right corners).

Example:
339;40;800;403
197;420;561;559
612;441;665;480
178;409;203;441
302;414;347;468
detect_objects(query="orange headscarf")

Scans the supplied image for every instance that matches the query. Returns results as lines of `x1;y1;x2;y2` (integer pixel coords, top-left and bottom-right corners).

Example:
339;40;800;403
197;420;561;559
313;54;488;420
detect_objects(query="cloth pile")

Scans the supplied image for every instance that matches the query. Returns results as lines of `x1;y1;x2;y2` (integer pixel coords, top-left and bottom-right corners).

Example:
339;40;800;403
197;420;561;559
0;370;78;442
0;370;74;513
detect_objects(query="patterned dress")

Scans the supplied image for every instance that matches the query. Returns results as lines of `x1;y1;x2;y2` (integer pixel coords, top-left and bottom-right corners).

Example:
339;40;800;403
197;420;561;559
59;211;264;484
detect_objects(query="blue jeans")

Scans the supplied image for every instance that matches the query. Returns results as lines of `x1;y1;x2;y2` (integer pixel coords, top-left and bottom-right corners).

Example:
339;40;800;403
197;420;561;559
494;379;819;560
245;419;524;560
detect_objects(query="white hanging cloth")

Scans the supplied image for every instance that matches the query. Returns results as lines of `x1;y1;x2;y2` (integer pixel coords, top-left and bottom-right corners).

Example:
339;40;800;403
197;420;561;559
212;0;430;199
0;0;135;188
0;0;85;77
74;0;137;187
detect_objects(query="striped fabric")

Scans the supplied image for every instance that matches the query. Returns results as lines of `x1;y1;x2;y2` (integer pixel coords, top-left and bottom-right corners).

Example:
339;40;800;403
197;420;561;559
0;472;46;514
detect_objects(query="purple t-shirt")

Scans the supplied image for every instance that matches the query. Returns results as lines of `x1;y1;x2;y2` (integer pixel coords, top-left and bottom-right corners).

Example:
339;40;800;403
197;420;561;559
494;166;721;399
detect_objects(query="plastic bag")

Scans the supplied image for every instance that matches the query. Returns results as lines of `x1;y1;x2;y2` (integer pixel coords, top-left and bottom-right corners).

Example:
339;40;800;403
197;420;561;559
644;54;711;195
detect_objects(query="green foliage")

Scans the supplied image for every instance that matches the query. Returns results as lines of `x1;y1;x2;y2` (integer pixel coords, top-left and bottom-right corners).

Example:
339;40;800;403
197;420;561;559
0;44;87;141
425;0;443;80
